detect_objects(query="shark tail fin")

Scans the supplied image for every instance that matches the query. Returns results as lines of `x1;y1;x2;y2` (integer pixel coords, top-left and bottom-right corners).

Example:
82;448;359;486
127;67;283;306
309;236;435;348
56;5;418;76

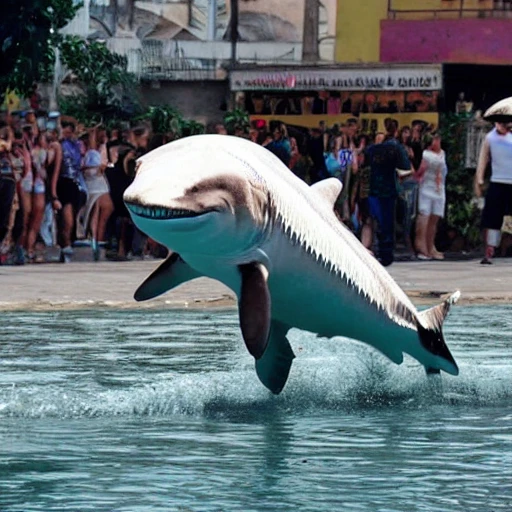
416;291;460;376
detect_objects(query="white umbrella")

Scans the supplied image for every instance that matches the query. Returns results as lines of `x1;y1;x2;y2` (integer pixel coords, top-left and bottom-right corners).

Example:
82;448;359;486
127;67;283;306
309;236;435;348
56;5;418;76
483;97;512;122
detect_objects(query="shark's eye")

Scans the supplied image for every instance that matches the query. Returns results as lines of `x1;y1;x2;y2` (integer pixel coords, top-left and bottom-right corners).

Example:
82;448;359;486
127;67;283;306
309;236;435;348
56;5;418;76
190;185;199;193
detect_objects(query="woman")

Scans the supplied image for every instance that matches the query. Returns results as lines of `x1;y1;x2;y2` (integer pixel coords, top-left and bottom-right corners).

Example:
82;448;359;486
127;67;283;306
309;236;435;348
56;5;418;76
398;125;419;257
12;132;32;264
351;134;373;250
414;131;447;260
25;132;48;261
78;128;114;261
399;126;414;161
0;123;15;263
42;129;62;249
289;136;300;171
324;135;358;222
338;134;358;222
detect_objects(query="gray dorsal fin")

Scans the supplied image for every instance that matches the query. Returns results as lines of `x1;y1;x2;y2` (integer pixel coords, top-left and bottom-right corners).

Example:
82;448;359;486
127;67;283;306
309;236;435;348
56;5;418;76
238;262;271;360
255;320;295;395
415;291;460;375
311;178;343;206
134;252;202;301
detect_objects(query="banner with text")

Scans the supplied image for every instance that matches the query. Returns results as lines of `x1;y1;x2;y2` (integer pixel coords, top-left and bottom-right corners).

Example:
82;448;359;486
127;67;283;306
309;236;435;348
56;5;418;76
231;67;443;92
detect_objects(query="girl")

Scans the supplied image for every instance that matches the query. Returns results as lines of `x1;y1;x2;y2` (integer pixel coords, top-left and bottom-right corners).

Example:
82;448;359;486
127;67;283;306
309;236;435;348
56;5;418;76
414;131;447;260
25;132;48;261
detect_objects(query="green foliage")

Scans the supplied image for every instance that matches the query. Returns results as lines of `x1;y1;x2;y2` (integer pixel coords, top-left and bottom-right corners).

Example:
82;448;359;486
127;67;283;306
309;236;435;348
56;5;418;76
223;108;250;134
0;0;81;100
180;119;206;137
138;105;183;135
59;36;137;124
137;105;205;138
440;113;482;248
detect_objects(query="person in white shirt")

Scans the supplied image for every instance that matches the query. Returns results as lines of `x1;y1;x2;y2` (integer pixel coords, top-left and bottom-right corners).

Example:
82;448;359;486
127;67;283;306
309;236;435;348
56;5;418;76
474;122;512;264
414;131;447;260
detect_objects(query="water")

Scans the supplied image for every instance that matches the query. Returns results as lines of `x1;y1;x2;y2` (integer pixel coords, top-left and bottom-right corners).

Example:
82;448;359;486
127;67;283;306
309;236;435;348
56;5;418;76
1;306;512;511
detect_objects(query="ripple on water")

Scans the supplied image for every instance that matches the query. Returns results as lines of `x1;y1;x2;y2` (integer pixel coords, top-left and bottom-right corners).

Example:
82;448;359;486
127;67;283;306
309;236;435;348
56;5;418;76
0;306;511;512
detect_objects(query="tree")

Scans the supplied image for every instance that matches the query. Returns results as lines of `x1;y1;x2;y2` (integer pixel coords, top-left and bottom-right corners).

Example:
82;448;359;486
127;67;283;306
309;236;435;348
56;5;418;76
302;0;320;62
58;36;137;124
0;0;81;101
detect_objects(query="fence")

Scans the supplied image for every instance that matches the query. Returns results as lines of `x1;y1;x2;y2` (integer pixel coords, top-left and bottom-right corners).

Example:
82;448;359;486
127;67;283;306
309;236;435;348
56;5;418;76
388;0;512;19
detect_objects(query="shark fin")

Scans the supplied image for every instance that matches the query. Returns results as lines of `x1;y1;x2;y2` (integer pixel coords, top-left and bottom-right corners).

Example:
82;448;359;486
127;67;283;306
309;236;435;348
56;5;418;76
255;320;295;395
416;291;460;375
311;178;343;207
238;262;271;360
134;252;202;301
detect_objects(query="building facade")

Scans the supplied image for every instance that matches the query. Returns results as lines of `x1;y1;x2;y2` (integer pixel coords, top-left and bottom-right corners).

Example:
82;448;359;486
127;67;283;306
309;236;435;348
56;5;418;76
335;0;512;113
59;0;338;123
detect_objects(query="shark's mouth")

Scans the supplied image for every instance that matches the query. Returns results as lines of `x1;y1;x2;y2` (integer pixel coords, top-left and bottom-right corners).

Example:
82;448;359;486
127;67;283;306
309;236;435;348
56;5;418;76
126;202;209;220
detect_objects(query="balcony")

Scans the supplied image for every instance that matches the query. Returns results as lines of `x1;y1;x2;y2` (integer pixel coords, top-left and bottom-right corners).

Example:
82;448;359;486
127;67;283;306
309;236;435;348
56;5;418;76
388;0;512;20
107;38;304;81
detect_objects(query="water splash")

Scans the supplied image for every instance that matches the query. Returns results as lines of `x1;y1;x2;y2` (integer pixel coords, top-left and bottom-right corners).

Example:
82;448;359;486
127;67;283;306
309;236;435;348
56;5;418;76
2;348;511;420
1;307;511;420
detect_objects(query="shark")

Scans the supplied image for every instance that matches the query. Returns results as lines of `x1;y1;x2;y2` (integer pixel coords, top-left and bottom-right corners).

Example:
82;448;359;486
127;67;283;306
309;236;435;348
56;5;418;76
123;134;460;395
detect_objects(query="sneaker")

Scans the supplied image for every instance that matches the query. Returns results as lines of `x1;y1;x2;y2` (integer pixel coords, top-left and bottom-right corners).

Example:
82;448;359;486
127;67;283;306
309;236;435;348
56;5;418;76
480;257;493;265
60;245;74;263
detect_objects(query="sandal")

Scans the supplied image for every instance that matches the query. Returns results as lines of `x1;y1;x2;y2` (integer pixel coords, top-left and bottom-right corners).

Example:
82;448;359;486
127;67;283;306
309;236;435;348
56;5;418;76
416;253;432;261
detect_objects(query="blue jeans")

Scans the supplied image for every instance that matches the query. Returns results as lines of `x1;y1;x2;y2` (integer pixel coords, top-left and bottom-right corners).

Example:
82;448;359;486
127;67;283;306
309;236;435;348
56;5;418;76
399;178;418;243
369;196;396;267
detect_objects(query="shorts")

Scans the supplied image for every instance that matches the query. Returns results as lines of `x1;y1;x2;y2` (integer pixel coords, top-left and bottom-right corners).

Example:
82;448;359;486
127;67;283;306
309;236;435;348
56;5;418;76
481;182;512;230
21;173;33;194
57;177;84;211
33;176;45;195
418;188;445;218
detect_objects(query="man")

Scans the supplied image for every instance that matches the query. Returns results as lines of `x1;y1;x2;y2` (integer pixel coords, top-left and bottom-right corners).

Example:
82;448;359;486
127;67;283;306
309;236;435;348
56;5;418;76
265;124;291;167
365;119;411;267
474;121;512;264
307;128;328;184
51;121;85;263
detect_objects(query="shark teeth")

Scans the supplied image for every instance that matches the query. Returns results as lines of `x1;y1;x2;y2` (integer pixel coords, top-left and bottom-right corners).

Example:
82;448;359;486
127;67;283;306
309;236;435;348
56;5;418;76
126;204;200;220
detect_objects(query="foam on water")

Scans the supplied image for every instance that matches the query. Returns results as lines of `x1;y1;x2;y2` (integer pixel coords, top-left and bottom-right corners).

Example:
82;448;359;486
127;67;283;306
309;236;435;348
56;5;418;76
2;331;512;420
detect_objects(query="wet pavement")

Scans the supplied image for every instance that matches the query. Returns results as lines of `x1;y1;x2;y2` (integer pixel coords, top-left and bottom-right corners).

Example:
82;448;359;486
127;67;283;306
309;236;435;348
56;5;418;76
1;256;511;310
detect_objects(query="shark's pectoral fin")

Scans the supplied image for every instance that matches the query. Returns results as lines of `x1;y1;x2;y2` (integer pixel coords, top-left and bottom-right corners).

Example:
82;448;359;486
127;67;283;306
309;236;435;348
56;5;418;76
134;252;202;301
255;320;295;395
238;262;271;359
311;178;343;206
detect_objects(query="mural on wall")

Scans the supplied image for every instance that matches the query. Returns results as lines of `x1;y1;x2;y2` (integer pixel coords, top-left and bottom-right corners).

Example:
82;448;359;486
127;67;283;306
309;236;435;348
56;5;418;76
88;0;336;45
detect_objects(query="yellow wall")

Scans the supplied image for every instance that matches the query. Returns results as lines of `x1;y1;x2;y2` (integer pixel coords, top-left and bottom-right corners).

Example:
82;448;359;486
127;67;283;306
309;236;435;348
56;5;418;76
335;0;494;63
335;0;388;63
250;113;439;133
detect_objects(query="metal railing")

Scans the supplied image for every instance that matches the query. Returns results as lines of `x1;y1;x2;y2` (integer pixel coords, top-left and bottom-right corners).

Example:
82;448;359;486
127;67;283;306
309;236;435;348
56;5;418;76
131;41;219;81
388;0;512;19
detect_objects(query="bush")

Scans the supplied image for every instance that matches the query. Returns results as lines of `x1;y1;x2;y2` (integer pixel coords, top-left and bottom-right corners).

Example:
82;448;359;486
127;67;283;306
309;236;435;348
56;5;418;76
440;113;483;249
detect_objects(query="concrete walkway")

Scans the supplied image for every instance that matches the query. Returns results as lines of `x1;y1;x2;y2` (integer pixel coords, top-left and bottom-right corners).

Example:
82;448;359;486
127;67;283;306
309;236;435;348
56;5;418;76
1;257;511;311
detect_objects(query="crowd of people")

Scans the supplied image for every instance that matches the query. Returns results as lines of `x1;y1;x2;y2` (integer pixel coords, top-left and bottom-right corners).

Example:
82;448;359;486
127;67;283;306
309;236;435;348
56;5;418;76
242;117;448;266
0;107;509;267
0;110;169;265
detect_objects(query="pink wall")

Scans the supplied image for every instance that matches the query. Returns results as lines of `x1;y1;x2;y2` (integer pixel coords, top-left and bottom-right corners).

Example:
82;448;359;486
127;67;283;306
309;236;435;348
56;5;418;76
381;19;512;64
